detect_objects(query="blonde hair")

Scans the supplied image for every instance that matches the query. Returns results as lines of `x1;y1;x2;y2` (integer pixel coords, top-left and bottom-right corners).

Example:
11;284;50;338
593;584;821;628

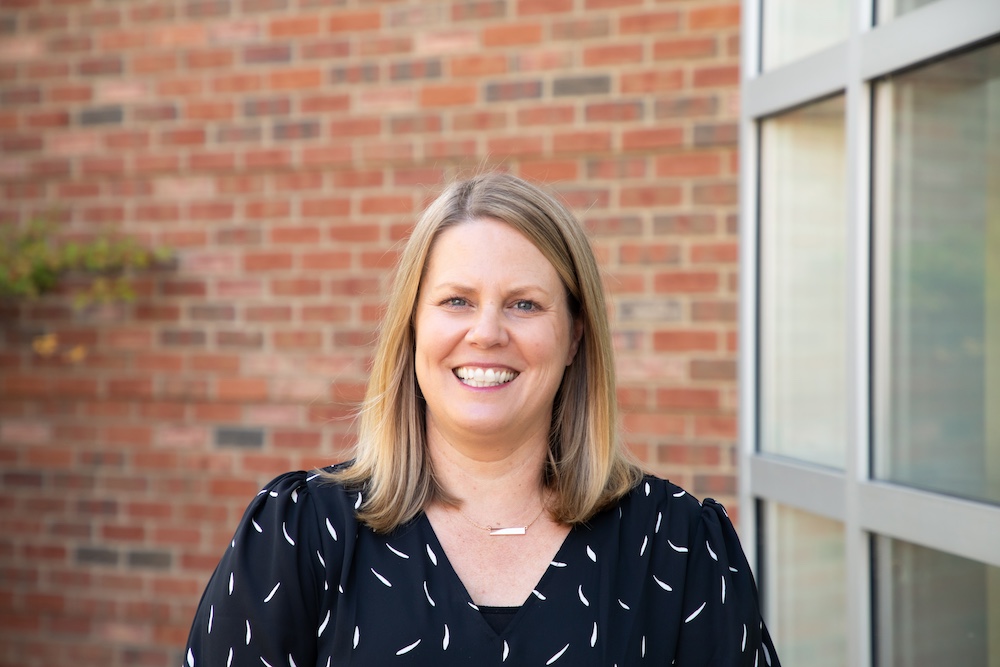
329;172;643;533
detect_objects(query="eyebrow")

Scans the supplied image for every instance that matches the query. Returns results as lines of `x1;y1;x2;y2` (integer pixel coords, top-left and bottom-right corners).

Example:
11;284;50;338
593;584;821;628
429;282;554;298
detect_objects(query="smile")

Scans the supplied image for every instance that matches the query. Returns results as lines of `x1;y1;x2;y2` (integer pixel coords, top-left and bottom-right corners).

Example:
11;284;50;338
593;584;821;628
453;367;519;388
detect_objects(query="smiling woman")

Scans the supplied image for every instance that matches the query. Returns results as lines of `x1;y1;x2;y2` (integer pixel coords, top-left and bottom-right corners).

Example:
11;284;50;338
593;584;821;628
184;172;781;666
414;219;582;470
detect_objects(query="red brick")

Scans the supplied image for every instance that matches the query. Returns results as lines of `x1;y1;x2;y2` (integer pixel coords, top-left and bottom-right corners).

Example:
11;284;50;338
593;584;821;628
302;305;351;322
620;185;682;207
245;200;291;220
622;70;685;94
691;242;738;264
270;225;321;244
302;198;350;217
450;54;507;77
330;117;381;136
553;130;612;154
426;139;478;160
243;252;293;272
622;127;684;151
269;68;323;90
301;94;350;113
272;279;322;296
185;101;234;120
518;0;573;13
269;16;321;37
483;24;544;47
654;271;720;293
518;160;579;183
623;412;686;436
302;250;353;268
620;10;681;34
692;300;737;322
212;72;262;94
656;152;722;178
586;157;647;180
331;169;383;188
689;5;741;30
360;195;413;215
216;378;268;402
656;388;720;411
620;243;681;265
693;182;737;205
273;331;323;350
653;330;719;352
694;415;737;439
585;101;643;123
654;36;718;60
420;84;477;107
329;10;381;33
583;44;643;66
692;65;739;88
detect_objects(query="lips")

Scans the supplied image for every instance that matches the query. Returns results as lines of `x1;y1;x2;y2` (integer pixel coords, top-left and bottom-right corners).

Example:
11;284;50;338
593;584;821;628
453;366;519;388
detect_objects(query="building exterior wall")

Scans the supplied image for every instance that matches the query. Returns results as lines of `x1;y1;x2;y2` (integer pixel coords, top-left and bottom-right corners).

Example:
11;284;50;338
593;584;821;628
0;1;741;664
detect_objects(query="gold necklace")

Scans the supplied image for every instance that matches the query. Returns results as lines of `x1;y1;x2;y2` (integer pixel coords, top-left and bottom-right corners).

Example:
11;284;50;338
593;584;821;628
457;502;548;536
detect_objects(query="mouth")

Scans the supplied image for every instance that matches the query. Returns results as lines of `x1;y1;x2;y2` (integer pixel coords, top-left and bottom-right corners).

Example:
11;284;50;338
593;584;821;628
453;366;519;388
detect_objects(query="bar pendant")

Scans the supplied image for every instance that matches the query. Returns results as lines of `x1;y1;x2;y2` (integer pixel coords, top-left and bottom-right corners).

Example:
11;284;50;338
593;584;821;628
489;526;527;536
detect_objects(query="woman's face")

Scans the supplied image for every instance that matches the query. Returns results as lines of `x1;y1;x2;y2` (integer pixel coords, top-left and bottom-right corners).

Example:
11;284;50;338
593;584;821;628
414;217;582;456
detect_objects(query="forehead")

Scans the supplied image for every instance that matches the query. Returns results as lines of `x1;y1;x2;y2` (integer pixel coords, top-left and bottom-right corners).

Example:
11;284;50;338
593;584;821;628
422;218;560;284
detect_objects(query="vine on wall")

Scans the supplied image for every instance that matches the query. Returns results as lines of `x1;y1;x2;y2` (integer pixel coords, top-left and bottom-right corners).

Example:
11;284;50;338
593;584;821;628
0;221;173;364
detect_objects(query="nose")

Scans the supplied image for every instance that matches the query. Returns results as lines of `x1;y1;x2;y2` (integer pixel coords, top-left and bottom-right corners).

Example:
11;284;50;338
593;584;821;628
465;305;509;347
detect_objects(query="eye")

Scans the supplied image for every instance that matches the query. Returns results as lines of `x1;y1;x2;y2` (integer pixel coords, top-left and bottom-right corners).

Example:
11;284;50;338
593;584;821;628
441;297;468;308
512;299;538;312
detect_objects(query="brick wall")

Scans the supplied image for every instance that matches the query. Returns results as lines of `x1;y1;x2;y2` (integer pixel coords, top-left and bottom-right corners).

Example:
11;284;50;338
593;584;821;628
0;1;740;664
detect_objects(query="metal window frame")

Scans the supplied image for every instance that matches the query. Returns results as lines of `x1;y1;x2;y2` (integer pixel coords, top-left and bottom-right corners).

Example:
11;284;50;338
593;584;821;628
739;1;1000;665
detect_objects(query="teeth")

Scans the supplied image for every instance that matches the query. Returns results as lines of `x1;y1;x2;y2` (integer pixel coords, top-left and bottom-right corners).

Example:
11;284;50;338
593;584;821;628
454;367;518;387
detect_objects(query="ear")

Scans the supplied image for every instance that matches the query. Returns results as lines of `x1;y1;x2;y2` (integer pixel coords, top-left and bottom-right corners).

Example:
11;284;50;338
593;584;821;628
565;317;584;366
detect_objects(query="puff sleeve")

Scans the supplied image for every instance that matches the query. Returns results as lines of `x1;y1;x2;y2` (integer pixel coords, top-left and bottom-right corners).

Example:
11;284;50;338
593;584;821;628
673;499;781;666
185;472;327;667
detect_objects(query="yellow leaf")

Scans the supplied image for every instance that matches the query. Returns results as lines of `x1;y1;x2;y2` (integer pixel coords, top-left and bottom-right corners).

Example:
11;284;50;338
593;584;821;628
63;345;87;364
32;333;58;357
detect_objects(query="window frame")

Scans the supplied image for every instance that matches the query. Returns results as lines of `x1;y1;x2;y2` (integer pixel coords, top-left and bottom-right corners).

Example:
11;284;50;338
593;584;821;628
738;1;1000;665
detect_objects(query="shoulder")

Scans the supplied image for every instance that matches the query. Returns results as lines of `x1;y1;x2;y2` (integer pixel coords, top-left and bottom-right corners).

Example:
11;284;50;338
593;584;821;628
614;475;741;544
233;464;362;537
617;474;705;521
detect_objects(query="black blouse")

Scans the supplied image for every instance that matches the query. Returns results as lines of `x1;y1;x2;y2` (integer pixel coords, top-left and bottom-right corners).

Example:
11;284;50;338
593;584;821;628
185;467;781;666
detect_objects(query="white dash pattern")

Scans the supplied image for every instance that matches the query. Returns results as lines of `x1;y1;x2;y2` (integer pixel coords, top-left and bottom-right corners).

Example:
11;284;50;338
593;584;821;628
423;580;435;606
325;518;337;541
386;543;409;559
371;568;391;587
546;644;570;664
685;601;707;623
396;640;420;656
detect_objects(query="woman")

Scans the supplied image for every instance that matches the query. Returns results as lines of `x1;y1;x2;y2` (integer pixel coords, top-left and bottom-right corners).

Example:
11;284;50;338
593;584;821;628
185;173;780;666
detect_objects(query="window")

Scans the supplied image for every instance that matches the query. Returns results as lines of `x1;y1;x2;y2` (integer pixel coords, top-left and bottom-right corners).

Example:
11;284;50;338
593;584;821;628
741;1;1000;665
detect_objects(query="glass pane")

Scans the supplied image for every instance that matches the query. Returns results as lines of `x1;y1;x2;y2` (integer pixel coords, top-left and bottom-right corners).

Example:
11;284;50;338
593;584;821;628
763;503;847;666
759;95;847;468
877;0;939;23
762;0;849;70
875;537;1000;666
873;41;1000;504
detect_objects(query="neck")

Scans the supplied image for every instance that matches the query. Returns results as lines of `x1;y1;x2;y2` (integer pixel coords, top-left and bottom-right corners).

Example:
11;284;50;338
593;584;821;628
426;419;549;521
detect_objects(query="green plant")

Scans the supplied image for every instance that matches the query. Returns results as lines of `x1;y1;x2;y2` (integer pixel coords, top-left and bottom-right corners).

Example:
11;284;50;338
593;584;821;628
0;220;172;307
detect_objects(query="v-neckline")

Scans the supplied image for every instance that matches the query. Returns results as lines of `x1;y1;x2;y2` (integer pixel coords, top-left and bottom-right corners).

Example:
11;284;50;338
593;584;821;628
416;510;577;639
